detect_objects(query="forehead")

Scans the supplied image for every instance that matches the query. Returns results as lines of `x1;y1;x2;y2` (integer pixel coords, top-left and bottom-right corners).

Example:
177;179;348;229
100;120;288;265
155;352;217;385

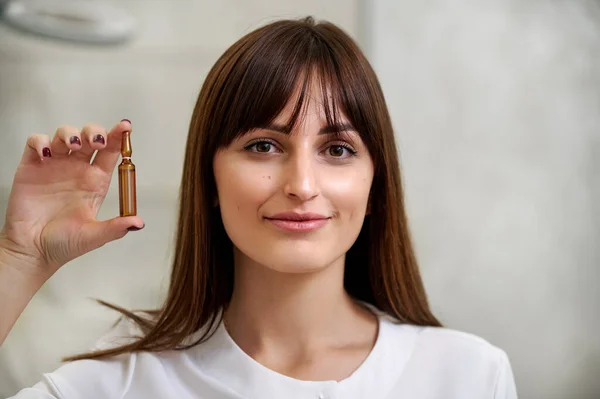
272;76;350;129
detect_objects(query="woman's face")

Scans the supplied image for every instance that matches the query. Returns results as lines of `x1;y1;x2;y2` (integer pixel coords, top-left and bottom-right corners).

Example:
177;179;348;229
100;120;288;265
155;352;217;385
213;83;374;274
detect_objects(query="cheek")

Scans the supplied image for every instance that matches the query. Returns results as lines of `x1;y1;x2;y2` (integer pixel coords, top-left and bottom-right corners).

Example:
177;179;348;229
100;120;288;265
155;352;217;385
215;157;277;217
322;167;373;219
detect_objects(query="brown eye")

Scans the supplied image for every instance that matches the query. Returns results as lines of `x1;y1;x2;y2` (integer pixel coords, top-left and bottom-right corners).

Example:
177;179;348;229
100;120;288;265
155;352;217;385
256;142;272;152
329;145;346;157
244;139;280;154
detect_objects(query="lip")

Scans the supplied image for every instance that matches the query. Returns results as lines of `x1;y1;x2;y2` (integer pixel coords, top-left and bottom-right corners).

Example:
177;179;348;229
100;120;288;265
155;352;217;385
265;212;330;232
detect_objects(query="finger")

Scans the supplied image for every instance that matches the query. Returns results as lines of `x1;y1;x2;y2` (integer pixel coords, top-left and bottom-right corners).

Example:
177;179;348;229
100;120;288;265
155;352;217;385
51;125;82;157
79;215;145;253
23;134;52;164
77;123;107;161
92;119;132;174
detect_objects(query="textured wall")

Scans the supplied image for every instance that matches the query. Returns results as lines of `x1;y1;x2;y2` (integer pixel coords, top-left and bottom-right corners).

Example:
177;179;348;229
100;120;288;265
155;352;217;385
368;1;600;398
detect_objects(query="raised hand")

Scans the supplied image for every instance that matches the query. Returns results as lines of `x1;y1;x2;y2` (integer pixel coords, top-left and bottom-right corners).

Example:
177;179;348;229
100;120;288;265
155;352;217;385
0;120;145;278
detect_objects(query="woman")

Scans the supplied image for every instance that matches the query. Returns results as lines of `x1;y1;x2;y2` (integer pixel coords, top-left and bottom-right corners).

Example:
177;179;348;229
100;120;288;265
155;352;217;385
0;16;517;399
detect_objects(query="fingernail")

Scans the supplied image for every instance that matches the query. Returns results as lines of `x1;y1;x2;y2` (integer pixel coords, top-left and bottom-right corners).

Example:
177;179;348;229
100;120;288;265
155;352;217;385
70;136;81;146
93;134;105;144
127;225;144;231
121;119;131;124
42;147;52;157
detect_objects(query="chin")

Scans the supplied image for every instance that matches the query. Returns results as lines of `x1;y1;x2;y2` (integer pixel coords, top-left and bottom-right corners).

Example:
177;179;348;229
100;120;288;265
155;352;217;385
252;245;342;275
265;261;329;274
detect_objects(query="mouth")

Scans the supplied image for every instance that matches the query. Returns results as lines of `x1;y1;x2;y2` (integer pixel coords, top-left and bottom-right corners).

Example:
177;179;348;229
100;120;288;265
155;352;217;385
264;212;331;232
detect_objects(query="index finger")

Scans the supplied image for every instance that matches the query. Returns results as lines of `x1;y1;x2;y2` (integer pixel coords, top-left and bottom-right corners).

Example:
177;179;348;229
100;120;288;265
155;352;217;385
92;119;132;174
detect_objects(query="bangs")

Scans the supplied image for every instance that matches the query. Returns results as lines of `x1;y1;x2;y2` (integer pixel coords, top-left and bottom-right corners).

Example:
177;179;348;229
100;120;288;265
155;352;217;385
212;20;374;148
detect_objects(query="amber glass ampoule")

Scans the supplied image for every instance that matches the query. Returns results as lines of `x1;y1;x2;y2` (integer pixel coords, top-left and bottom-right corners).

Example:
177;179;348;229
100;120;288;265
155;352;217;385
118;130;137;216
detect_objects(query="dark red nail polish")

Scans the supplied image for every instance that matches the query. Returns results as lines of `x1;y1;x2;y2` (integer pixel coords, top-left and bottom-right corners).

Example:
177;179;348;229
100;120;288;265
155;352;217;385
70;136;81;146
127;225;144;231
93;134;105;144
121;119;131;124
42;147;51;157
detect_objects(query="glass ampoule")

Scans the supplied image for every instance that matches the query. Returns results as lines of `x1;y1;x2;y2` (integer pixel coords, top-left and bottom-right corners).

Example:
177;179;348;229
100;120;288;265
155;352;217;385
118;130;137;217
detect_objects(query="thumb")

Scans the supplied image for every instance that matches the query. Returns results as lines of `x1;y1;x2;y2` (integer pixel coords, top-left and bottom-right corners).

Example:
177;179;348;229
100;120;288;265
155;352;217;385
80;216;145;251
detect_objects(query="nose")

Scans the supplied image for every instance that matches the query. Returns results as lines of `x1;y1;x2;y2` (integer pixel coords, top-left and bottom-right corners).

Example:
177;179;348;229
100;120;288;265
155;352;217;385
283;149;319;201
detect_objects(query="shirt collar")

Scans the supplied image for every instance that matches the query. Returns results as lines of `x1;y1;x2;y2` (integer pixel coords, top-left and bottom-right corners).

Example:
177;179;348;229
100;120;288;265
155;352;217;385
189;311;419;399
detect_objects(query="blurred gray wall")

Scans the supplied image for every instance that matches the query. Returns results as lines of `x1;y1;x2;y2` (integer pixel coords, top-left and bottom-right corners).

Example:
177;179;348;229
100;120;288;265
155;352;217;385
1;0;599;398
367;1;600;398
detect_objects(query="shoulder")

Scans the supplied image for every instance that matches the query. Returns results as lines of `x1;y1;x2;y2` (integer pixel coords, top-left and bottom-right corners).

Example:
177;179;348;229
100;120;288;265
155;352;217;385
368;305;510;372
380;319;516;397
417;325;508;363
31;350;137;399
18;315;150;399
388;320;509;368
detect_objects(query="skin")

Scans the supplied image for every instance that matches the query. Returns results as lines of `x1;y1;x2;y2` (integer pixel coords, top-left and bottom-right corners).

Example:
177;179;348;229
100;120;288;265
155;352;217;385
213;80;378;381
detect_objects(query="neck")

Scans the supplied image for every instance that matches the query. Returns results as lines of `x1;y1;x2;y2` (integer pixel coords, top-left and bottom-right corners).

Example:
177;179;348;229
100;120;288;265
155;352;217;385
224;249;376;353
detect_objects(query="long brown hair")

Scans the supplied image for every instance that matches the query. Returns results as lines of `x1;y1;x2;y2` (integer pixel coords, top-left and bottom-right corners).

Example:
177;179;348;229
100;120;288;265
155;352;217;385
64;16;441;362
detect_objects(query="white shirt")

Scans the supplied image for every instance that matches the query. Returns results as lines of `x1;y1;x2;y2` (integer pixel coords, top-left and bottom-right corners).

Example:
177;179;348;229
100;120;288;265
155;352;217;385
9;312;518;399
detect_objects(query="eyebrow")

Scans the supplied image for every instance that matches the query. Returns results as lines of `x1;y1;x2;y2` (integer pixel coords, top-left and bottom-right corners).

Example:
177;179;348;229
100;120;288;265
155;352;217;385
260;122;357;135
